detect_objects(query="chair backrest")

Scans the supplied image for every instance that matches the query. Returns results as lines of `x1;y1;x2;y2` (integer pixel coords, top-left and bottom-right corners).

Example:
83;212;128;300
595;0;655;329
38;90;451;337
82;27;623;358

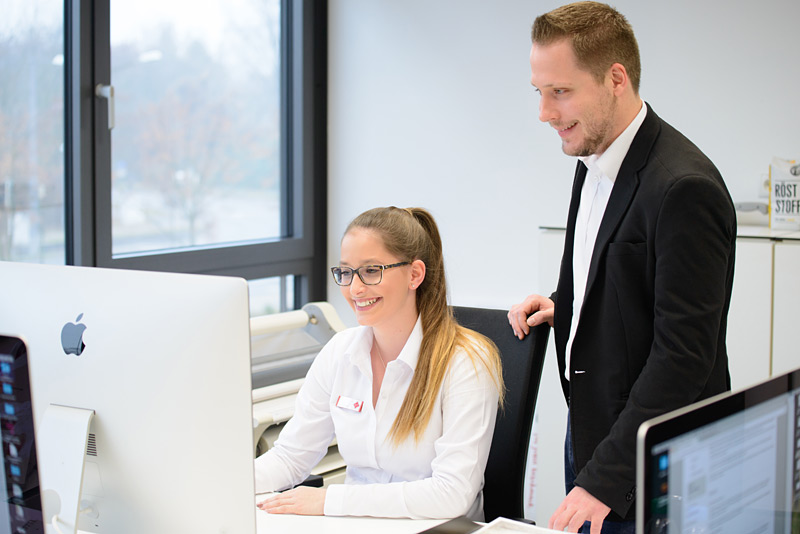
452;306;549;523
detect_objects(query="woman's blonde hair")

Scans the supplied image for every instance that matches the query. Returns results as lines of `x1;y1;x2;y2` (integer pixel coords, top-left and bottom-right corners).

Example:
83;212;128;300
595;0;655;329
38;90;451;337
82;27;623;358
344;206;504;445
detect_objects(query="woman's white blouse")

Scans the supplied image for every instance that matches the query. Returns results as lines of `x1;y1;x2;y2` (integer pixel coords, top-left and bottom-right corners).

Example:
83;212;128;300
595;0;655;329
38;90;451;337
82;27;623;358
254;317;500;520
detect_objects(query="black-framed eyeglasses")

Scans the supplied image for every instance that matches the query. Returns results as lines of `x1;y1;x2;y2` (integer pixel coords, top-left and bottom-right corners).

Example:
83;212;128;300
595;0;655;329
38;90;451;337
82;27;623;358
330;262;410;286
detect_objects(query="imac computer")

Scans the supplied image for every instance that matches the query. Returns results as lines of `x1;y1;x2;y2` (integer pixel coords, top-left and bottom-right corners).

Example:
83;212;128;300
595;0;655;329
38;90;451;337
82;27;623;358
0;261;256;534
637;366;800;534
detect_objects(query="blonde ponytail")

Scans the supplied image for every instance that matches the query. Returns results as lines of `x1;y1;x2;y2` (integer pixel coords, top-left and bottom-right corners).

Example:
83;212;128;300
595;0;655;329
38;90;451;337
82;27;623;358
344;207;504;445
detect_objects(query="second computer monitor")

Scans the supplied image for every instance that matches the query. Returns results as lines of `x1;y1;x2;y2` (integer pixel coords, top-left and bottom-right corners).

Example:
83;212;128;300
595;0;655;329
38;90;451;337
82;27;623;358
637;367;800;534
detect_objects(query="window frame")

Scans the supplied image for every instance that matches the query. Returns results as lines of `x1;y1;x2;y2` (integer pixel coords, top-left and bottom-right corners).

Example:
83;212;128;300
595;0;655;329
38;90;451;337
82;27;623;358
64;0;327;308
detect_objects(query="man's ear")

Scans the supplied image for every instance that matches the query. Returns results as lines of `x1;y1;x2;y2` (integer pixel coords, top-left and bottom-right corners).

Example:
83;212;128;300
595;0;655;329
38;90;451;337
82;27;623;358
608;62;629;96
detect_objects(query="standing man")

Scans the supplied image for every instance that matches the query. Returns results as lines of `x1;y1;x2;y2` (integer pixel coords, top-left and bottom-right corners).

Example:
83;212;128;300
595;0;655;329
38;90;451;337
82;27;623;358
508;3;735;533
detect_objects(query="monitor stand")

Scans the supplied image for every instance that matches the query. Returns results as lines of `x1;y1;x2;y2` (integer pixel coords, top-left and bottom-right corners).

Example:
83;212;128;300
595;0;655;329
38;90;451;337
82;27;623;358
37;404;95;534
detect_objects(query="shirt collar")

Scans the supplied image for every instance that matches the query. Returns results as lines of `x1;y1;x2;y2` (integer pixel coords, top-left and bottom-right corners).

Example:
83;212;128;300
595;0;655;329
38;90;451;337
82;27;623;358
346;316;423;373
579;100;647;184
395;316;423;371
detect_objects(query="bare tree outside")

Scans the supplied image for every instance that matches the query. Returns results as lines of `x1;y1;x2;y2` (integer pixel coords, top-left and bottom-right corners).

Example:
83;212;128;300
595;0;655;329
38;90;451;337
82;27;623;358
0;0;288;315
0;3;65;264
110;0;282;254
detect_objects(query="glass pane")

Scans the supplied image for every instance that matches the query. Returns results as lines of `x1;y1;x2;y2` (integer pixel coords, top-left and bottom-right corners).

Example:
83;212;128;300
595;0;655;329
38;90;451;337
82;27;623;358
248;275;295;316
0;2;65;264
110;0;281;256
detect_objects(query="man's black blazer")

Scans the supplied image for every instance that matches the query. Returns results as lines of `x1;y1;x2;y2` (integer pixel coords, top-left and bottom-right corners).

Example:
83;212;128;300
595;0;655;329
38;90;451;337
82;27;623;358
552;103;736;520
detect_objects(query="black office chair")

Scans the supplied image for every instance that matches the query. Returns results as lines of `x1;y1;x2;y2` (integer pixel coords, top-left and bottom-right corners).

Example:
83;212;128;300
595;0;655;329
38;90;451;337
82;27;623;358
452;306;550;524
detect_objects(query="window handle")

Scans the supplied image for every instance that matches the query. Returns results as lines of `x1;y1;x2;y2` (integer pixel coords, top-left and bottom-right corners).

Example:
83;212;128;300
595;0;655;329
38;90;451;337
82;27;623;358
94;83;115;130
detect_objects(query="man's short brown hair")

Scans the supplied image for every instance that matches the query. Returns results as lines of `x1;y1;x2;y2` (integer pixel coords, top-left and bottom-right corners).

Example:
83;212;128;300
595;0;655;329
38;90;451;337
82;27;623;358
531;1;641;93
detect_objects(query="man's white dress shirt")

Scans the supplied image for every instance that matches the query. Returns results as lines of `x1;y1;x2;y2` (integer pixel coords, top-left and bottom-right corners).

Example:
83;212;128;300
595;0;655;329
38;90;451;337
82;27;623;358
565;102;647;379
254;317;500;520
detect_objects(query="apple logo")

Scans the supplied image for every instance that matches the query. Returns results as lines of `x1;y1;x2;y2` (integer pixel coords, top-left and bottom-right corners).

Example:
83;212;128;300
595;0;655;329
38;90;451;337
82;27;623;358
61;313;87;356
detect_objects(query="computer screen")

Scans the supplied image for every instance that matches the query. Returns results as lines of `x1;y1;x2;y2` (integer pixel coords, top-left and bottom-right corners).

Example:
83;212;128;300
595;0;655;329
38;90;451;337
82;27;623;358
0;261;256;534
0;336;43;534
637;367;800;534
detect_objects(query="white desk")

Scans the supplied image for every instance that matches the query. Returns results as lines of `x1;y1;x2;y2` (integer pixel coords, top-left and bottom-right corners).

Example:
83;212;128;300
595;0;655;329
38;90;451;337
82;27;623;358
256;512;567;534
255;494;445;533
256;510;445;533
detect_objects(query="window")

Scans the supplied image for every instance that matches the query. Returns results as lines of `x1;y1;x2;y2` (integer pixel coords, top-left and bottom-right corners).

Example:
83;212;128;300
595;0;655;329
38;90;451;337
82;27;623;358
0;1;66;265
0;0;326;312
108;1;282;255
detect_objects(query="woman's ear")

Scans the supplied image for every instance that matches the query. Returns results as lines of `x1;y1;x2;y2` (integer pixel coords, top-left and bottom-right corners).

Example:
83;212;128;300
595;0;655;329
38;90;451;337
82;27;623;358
409;259;426;290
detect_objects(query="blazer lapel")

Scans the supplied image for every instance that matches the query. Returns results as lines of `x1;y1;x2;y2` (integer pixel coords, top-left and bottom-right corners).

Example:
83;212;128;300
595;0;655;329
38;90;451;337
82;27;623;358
583;104;661;299
555;161;588;358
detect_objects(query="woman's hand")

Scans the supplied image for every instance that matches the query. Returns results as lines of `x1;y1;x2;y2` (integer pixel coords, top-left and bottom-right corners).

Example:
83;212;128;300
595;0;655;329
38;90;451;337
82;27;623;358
257;486;327;516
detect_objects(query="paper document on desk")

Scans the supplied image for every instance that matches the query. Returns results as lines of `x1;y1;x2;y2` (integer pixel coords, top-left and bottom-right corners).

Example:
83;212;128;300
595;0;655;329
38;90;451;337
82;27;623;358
475;517;563;533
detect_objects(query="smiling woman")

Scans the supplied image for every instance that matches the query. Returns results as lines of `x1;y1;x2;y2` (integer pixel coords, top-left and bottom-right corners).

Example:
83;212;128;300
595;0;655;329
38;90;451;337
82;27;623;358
254;206;505;521
337;228;420;337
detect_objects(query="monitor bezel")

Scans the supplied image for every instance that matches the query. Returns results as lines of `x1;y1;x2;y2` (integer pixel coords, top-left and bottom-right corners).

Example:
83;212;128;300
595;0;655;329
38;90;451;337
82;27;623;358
636;366;800;534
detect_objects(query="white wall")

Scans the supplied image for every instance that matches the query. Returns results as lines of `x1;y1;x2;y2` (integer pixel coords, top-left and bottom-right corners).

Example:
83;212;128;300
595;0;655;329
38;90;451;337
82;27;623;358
327;0;800;522
328;0;800;322
328;0;556;320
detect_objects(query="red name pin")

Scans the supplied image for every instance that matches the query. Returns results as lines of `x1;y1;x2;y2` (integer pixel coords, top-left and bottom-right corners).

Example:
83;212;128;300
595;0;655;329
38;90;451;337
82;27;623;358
336;395;364;412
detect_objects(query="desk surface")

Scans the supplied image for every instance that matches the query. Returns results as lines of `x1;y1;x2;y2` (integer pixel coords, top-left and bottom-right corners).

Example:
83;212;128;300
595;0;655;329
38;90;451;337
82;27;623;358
256;510;445;533
254;495;445;533
256;513;567;534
